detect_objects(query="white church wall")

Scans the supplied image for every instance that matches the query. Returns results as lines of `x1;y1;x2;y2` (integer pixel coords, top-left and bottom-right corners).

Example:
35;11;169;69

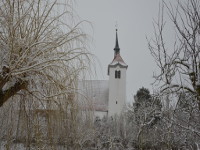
108;65;126;116
77;80;109;118
94;111;108;119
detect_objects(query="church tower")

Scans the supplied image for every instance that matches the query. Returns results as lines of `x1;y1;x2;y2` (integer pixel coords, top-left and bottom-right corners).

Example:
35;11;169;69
108;29;128;116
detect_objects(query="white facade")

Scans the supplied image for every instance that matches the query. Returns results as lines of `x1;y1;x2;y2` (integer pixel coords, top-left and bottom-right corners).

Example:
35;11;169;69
108;65;127;116
94;111;108;118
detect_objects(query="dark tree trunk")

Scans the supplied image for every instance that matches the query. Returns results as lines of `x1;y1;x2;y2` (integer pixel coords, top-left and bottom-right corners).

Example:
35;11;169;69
0;80;27;107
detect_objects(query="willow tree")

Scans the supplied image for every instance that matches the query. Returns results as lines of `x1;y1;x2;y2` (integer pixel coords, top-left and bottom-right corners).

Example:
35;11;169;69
0;0;90;107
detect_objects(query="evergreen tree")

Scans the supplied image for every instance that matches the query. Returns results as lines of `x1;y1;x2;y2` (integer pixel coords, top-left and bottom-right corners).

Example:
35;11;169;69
133;87;162;126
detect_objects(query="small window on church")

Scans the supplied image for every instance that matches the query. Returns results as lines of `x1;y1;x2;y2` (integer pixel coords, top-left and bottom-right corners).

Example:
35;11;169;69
118;71;121;79
115;70;121;79
115;70;118;78
116;101;118;104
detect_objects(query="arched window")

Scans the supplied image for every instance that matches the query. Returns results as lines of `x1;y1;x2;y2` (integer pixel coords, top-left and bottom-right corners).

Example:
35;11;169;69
115;70;121;79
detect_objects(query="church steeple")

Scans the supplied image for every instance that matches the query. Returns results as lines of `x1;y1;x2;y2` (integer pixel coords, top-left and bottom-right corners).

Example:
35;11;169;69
108;28;128;75
114;29;120;56
108;28;128;116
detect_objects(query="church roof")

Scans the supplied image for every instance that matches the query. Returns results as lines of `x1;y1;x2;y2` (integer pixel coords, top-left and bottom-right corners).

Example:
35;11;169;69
109;53;127;67
108;29;128;75
78;80;109;112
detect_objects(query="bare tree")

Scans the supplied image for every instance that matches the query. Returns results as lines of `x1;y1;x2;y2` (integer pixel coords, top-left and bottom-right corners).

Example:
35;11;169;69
148;0;200;109
148;0;200;147
0;0;90;107
0;1;92;148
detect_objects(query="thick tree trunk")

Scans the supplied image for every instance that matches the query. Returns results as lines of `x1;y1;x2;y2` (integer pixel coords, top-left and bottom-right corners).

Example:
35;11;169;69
0;80;27;107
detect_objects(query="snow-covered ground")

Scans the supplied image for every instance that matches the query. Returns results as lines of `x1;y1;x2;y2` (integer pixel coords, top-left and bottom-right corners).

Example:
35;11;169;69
0;141;68;150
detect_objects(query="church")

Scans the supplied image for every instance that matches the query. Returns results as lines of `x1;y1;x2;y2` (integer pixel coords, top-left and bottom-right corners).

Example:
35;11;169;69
78;29;128;118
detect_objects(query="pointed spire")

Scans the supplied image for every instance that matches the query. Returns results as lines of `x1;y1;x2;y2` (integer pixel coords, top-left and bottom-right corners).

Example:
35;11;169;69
114;29;120;55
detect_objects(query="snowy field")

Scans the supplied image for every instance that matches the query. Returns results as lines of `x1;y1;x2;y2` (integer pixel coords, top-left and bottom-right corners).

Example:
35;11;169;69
0;141;68;150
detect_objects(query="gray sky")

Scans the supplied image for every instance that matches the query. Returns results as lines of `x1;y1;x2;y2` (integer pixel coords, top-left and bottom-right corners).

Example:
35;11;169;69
74;0;165;103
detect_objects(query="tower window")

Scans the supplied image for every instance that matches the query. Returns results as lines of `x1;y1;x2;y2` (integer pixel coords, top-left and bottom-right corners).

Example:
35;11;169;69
115;70;117;78
116;101;118;104
115;70;121;79
118;71;121;78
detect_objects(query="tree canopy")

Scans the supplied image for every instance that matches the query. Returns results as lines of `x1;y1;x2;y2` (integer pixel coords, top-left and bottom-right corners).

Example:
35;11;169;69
0;0;90;107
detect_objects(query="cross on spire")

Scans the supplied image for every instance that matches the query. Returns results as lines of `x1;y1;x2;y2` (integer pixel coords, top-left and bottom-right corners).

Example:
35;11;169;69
115;21;118;29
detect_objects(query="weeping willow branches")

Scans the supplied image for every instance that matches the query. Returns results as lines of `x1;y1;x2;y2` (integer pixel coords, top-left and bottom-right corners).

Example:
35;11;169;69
0;0;91;106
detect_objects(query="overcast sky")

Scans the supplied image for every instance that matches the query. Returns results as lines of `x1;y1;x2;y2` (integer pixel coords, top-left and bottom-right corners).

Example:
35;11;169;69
74;0;170;103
